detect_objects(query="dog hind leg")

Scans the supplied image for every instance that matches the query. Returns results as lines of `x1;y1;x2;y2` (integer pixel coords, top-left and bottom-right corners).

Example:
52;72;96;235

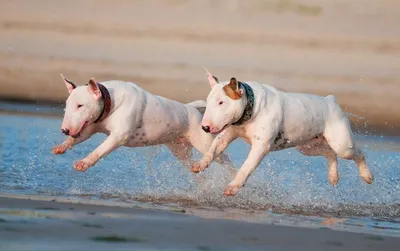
296;135;339;186
166;138;193;169
166;139;207;185
323;118;373;184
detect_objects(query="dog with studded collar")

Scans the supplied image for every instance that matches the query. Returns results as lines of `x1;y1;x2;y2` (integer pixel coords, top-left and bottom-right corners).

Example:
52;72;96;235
191;70;374;196
53;75;235;173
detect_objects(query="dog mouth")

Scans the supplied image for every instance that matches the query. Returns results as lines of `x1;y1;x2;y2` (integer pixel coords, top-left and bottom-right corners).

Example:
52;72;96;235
71;133;79;139
71;121;89;138
211;124;229;135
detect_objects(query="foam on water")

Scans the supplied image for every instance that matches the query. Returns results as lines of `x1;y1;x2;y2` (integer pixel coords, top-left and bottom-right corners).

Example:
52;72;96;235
0;112;399;224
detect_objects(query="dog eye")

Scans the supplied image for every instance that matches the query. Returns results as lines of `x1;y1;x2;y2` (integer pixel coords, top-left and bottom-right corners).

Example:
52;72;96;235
77;104;83;108
219;101;223;105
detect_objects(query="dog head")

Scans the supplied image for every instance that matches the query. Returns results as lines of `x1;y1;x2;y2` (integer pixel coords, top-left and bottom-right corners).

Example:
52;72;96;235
60;74;103;138
201;70;247;134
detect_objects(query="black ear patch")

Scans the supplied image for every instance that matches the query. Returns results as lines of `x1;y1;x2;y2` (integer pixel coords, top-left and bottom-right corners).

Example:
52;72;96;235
212;75;219;83
64;78;77;89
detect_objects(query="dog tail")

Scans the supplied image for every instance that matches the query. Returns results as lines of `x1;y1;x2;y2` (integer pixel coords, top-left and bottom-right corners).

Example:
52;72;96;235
186;100;207;115
325;95;337;103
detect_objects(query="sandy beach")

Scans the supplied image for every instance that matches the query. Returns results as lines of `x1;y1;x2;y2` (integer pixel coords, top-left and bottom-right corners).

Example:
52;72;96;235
0;194;399;251
0;0;399;134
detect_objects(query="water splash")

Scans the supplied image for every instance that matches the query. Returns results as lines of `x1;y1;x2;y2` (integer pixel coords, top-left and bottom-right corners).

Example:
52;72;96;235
0;113;399;222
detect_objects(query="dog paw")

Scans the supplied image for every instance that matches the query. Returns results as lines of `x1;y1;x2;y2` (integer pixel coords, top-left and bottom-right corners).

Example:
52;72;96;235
329;174;339;187
360;170;374;184
52;145;67;155
191;161;208;173
74;160;91;172
224;183;241;196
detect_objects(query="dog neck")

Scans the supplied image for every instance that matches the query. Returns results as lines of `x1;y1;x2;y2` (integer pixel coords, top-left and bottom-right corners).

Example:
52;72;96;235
232;82;254;126
93;83;111;123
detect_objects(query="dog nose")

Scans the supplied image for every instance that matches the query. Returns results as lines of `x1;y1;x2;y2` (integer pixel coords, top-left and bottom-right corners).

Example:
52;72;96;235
202;125;210;133
62;128;70;136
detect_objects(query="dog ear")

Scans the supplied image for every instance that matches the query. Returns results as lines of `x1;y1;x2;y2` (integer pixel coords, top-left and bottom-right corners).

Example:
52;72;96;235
204;67;219;88
228;77;239;91
88;77;102;100
60;74;77;94
223;77;242;100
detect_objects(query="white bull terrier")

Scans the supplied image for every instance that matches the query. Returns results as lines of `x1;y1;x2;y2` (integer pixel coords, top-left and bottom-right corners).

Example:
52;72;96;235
53;75;233;174
191;70;374;196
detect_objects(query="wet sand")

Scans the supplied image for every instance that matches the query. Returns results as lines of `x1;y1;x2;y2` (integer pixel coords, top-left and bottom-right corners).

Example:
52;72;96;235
0;194;399;251
0;0;399;135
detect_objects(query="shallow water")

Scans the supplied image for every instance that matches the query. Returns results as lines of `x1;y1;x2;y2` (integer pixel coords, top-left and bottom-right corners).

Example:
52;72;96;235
0;103;399;237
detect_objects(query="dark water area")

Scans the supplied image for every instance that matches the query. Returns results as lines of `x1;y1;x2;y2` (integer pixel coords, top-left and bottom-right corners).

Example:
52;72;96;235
0;102;399;237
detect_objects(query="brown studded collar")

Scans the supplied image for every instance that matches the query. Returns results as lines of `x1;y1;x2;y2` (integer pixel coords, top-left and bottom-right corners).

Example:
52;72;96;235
93;83;111;123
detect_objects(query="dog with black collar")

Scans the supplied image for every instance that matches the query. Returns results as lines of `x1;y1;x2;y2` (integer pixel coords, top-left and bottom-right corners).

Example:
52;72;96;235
191;70;374;196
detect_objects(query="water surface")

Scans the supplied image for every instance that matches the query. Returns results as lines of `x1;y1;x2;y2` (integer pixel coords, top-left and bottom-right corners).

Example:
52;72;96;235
0;103;399;237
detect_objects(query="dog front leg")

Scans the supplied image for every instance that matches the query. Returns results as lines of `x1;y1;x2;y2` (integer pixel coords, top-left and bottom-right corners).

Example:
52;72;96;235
224;141;269;196
52;129;95;154
74;134;123;172
191;130;237;173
